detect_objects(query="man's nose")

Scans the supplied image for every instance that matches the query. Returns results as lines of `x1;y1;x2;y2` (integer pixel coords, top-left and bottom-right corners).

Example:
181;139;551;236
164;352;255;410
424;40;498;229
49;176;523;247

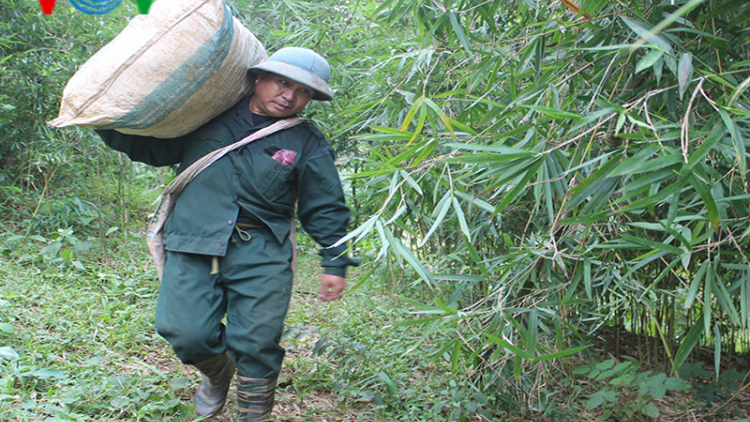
281;88;295;101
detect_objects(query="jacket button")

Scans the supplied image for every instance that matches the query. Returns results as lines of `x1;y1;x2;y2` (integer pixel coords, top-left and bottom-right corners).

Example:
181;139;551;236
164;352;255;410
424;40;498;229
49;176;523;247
228;220;233;225
220;241;225;246
236;172;241;178
274;165;280;170
218;249;224;254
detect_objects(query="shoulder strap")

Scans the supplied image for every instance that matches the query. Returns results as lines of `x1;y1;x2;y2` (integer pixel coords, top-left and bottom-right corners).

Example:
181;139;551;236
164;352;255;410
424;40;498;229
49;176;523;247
164;117;306;196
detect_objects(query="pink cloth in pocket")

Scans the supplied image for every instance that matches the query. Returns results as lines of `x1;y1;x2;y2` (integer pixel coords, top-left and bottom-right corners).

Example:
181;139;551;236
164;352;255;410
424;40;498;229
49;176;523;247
271;149;297;168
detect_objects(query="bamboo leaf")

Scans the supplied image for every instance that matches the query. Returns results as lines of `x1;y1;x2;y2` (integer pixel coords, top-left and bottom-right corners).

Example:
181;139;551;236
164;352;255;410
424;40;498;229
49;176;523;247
727;75;750;107
636;50;664;74
462;235;490;279
686;123;725;170
451;339;461;373
718;109;746;175
423;98;455;137
727;4;750;30
420;191;452;247
705;269;713;334
532;344;591;362
584;258;592;299
448;11;471;54
561;211;608;225
434;296;458;315
621;17;673;53
445;117;478;136
688;174;720;231
394;314;445;327
484;333;533;359
386;206;408;225
673;312;705;371
617;169;675;196
609;145;658;176
678;53;694;100
620;234;683;255
392;238;435;286
452;197;471;241
567;157;621;202
524;105;584;120
411;139;438;166
713;324;721;381
526;309;538;355
400;170;423;195
712;267;740;325
406;106;428;146
345;266;375;295
331;214;378;247
494;159;544;215
654;56;664;83
374;220;390;260
629;0;705;51
696;0;746;23
445;143;536;155
514;353;522;381
453;191;495;213
619;154;683;176
434;274;486;282
400;96;424;133
613;174;690;215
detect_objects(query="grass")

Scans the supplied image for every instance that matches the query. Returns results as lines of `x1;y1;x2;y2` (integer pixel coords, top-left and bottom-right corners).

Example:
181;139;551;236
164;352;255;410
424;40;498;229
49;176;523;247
0;230;485;421
4;228;749;421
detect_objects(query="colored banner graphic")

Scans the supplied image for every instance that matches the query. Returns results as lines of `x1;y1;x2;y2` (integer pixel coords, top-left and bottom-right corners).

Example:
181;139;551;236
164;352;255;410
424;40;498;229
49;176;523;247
38;0;153;15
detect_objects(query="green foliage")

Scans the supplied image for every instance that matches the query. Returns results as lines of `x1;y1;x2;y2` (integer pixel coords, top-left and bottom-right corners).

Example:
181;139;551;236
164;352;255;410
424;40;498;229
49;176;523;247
284;245;502;422
574;359;689;419
0;0;159;255
0;257;187;420
320;0;750;410
678;361;747;404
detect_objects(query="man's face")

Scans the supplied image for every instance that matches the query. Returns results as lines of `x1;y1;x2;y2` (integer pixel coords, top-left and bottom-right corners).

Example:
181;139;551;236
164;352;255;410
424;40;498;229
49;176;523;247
249;71;314;118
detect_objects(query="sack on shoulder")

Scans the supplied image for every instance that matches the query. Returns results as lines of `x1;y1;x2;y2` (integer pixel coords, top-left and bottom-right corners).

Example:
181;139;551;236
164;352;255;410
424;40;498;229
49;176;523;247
48;0;266;139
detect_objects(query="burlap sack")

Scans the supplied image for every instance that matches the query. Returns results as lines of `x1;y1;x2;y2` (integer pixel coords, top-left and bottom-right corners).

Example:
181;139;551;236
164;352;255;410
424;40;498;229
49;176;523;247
48;0;267;138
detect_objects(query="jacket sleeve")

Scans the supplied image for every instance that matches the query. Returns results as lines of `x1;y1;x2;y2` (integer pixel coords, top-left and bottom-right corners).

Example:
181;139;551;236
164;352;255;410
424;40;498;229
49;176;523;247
296;145;359;277
95;129;187;167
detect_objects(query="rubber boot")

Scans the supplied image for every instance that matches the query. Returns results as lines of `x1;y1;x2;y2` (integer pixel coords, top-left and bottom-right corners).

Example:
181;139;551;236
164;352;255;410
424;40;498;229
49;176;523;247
236;375;277;422
193;353;236;418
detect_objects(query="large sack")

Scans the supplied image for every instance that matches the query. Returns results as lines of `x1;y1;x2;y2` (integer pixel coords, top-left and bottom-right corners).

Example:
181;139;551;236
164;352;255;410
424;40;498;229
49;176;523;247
48;0;266;138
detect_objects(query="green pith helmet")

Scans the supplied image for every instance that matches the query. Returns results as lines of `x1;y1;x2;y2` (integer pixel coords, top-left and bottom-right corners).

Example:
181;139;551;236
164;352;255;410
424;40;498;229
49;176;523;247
249;47;333;101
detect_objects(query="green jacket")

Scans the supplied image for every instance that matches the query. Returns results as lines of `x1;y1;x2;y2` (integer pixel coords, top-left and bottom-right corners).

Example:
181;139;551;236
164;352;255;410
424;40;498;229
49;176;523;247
97;96;358;277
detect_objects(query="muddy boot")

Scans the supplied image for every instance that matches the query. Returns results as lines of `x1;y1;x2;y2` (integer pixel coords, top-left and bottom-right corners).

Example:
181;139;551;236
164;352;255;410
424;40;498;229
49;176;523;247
193;353;236;418
236;375;277;422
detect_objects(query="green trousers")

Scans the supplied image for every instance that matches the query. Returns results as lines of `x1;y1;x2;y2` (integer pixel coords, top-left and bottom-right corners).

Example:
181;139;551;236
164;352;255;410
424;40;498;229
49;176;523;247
155;227;293;379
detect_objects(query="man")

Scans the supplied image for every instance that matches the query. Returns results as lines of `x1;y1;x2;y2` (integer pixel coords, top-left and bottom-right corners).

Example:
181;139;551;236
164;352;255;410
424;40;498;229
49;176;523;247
96;47;358;421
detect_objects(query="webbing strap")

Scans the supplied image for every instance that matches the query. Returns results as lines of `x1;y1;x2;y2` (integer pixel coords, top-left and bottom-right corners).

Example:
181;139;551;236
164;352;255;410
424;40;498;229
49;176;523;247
164;117;306;195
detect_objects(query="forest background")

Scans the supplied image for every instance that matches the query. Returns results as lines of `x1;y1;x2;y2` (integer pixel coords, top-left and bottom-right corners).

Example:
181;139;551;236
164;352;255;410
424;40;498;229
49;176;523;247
2;0;750;420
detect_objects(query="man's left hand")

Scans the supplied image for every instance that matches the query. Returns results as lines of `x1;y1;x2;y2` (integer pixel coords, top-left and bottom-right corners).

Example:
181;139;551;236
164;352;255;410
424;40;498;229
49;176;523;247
319;274;346;301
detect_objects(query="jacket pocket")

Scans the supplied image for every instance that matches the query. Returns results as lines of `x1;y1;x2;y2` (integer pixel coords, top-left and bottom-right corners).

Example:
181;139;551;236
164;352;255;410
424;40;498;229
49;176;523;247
256;153;293;201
